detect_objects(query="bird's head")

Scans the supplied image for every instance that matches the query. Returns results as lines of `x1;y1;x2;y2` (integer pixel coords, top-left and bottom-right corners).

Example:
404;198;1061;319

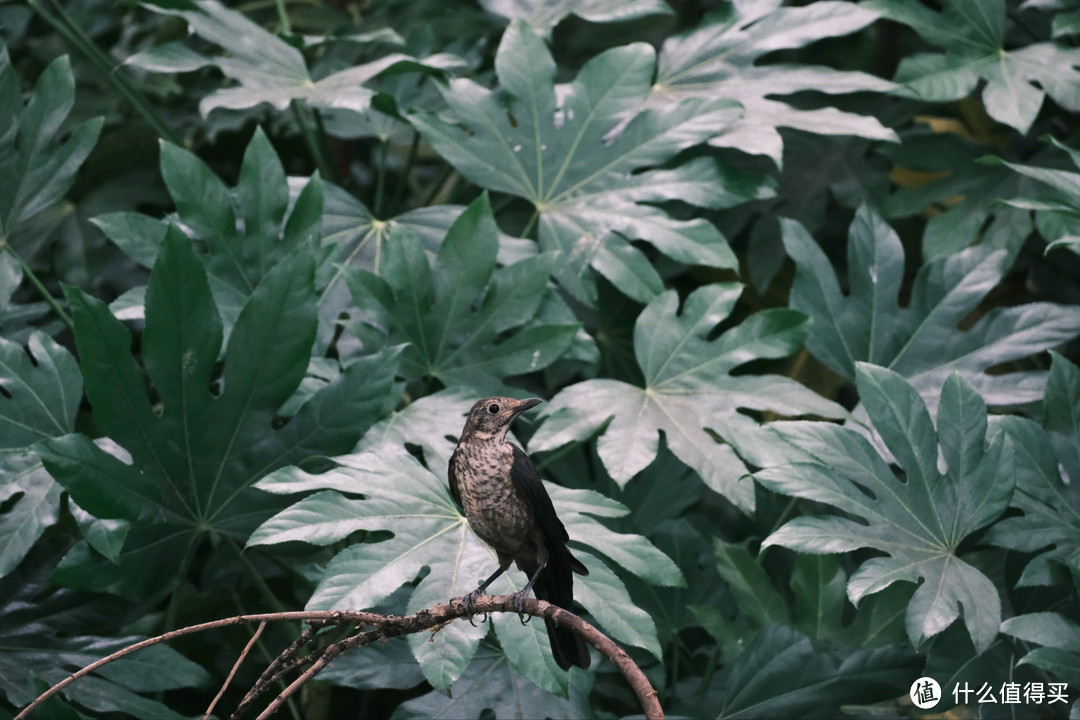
460;396;543;441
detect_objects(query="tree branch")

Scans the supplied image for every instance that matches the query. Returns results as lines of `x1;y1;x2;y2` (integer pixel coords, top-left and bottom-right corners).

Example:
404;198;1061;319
16;596;663;720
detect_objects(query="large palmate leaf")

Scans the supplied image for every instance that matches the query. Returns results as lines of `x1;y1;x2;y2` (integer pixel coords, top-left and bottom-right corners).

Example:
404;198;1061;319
530;284;845;512
320;187;539;348
880;124;1046;260
987;136;1080;258
478;0;672;34
0;42;102;333
711;625;918;720
0;332;80;577
783;203;1080;410
984;353;1080;587
391;649;591;720
0;540;211;713
93;128;324;332
653;0;897;166
249;390;677;692
1001;613;1080;687
412;20;771;305
346;194;577;390
37;228;399;596
0;44;102;249
865;0;1080;134
756;365;1014;653
128;0;460;116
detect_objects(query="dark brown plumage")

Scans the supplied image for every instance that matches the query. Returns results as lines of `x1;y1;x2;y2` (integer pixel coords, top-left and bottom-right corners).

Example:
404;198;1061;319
448;396;590;670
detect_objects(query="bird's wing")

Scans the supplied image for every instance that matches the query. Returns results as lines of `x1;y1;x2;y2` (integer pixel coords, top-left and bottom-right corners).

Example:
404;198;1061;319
448;448;463;509
509;444;588;577
508;444;569;544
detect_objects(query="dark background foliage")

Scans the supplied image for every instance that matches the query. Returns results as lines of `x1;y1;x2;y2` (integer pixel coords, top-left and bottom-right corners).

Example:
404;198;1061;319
2;0;1080;717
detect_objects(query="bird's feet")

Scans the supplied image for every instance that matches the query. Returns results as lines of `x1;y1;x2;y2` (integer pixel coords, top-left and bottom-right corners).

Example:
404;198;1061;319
510;587;533;626
462;588;488;627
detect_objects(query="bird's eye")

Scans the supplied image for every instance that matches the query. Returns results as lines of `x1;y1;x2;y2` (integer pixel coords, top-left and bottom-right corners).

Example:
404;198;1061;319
487;403;500;414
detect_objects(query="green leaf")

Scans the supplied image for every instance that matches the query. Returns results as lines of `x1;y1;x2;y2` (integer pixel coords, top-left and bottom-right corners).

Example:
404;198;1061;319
881;127;1042;260
757;366;1013;653
984;353;1080;586
97;130;325;336
1002;613;1080;686
783;203;1080;409
790;554;848;642
479;0;672;35
0;45;103;244
0;332;81;577
716;624;919;719
412;21;764;304
989;137;1080;258
391;649;591;719
713;541;789;628
38;227;396;595
347;194;576;390
654;1;897;166
865;0;1080;133
130;0;459;116
0;542;211;712
531;284;844;511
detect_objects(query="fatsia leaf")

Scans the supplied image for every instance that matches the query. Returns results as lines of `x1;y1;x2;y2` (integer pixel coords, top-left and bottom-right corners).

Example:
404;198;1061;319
129;0;459;116
37;227;398;596
880;125;1044;261
0;332;80;577
654;0;897;166
251;392;671;690
531;284;844;512
0;44;102;247
1001;613;1080;686
984;353;1080;586
783;203;1080;411
411;20;768;305
757;365;1014;653
478;0;672;35
987;136;1080;259
93;129;324;334
0;539;211;712
320;188;536;348
865;0;1080;133
346;194;576;390
715;624;919;720
391;648;591;720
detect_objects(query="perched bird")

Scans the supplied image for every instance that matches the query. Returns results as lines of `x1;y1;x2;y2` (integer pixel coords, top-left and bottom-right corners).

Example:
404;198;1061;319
449;396;591;670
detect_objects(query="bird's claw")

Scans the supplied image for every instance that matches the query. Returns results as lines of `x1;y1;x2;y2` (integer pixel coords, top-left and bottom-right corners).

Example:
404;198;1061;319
462;588;488;626
511;589;532;626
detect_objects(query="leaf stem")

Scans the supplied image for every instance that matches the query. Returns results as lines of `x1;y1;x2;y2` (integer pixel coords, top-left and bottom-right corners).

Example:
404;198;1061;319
756;495;798;565
227;536;290;615
390;131;421;210
291;100;334;182
374;137;389;217
1;241;74;330
520;208;539;239
272;0;292;34
28;0;178;144
421;164;455;206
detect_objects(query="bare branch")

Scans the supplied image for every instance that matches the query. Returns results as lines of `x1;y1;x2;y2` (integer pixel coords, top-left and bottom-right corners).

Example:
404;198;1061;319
16;596;663;720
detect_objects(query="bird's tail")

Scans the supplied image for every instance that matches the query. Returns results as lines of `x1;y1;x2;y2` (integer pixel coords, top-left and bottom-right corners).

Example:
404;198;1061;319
533;553;591;670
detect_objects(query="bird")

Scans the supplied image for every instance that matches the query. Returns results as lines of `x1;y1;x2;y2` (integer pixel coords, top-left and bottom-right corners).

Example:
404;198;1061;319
448;396;591;670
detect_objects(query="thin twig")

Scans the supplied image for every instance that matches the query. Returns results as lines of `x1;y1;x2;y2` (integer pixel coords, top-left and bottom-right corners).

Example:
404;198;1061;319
204;621;266;720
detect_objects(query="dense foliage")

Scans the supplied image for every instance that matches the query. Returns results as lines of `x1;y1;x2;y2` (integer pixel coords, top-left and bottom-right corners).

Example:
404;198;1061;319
2;0;1080;717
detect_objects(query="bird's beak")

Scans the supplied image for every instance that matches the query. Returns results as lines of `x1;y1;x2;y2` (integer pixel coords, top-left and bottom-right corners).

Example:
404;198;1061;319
510;397;543;416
